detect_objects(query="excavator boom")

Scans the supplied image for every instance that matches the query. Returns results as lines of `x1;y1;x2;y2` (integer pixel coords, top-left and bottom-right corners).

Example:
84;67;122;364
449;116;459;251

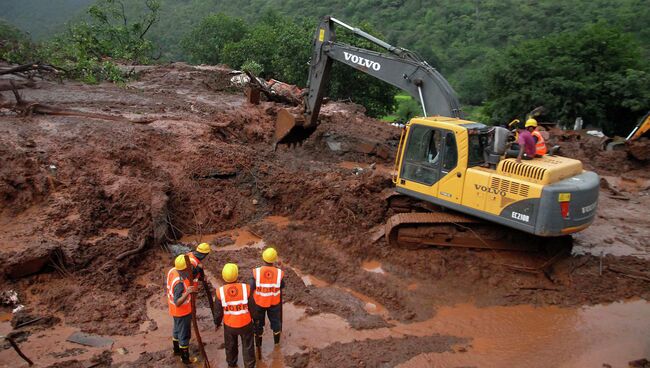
274;16;463;146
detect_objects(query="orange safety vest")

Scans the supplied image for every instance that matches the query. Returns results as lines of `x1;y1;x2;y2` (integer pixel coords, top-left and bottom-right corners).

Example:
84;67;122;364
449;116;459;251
166;268;192;317
217;283;252;328
532;130;547;155
252;266;283;308
186;252;201;286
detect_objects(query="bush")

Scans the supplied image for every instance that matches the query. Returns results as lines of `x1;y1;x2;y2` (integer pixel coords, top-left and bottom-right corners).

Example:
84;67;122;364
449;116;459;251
240;60;263;75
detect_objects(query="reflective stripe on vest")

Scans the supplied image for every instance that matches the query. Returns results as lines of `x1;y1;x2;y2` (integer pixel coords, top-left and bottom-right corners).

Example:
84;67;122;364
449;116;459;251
253;267;283;307
186;252;201;286
532;130;547;155
218;283;252;328
166;268;192;317
187;252;199;267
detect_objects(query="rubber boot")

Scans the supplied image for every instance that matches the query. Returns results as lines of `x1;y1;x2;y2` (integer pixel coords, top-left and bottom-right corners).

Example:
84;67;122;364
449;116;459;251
180;347;198;364
255;334;262;360
173;340;181;356
273;331;281;345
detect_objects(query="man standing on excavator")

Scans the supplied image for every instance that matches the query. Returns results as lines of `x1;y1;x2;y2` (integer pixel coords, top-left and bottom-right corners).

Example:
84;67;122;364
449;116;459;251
250;247;285;359
526;118;548;156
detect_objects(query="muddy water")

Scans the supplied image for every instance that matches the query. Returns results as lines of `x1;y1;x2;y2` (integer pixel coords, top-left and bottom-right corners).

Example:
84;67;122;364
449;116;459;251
1;297;648;367
361;260;386;274
397;300;650;368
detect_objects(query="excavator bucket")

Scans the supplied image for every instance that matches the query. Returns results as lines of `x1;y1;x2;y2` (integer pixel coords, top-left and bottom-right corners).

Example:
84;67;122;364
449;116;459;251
274;108;317;147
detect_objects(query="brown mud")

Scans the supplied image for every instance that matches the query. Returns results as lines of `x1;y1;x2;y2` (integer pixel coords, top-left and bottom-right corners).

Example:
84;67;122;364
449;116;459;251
1;63;649;367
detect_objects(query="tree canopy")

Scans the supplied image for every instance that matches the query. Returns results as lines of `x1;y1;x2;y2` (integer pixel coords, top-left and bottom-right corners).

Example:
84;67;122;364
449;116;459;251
484;24;650;135
183;12;397;117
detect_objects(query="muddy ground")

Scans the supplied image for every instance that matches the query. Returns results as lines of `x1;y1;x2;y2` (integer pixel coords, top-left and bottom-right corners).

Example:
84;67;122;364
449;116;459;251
0;63;649;368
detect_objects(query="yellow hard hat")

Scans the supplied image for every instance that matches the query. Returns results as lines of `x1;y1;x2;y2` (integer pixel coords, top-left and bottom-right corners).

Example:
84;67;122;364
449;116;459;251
174;255;187;271
525;118;538;128
196;242;211;254
262;248;277;263
222;263;238;283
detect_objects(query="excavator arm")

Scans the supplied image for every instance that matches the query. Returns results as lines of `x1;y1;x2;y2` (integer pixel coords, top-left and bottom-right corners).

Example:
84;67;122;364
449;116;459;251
275;16;463;146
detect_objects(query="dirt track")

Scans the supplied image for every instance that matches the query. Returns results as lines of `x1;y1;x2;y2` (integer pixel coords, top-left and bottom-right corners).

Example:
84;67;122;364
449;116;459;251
1;63;649;368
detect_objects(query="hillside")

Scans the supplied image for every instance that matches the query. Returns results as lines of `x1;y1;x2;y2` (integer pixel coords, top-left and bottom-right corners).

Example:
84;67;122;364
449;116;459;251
1;0;648;105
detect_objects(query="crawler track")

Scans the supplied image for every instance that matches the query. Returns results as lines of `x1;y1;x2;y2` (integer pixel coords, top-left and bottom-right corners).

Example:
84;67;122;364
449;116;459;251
384;211;547;251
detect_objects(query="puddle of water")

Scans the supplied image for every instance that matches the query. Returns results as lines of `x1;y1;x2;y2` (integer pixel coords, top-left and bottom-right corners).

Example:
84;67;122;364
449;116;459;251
396;300;650;368
341;287;389;317
2;294;648;368
289;265;388;317
361;260;386;274
290;266;330;288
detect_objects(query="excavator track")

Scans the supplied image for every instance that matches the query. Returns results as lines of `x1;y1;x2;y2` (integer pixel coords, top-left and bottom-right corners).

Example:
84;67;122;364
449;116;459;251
384;212;546;251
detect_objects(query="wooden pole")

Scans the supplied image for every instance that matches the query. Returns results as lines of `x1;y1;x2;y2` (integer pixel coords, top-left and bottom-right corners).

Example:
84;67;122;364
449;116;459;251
202;279;216;316
184;255;211;368
3;336;34;366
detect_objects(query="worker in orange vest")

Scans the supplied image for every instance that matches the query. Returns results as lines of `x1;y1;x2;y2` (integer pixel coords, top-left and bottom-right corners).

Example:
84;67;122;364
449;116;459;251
185;242;211;286
525;118;548;156
250;247;285;359
166;255;198;364
213;263;256;368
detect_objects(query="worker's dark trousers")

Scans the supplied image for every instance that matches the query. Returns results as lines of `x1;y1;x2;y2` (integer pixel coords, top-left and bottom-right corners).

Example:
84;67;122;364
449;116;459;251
253;303;282;335
224;322;255;368
505;149;533;160
172;314;192;347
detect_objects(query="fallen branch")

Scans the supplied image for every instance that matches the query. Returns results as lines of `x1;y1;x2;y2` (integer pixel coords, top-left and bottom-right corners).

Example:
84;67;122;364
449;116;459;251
115;236;149;261
14;317;44;329
607;265;650;282
0;80;36;91
0;62;61;77
8;84;154;124
2;335;34;366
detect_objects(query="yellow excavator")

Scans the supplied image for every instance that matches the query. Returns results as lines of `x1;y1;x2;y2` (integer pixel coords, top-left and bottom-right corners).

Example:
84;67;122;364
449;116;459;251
276;16;599;250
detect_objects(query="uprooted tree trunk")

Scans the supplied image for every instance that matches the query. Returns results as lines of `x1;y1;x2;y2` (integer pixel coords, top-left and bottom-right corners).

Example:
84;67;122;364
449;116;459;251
4;83;155;124
0;80;36;91
0;62;62;77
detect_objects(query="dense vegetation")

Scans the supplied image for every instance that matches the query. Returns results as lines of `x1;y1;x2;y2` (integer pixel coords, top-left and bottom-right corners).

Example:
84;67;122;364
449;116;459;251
485;24;650;135
1;0;649;131
0;0;160;83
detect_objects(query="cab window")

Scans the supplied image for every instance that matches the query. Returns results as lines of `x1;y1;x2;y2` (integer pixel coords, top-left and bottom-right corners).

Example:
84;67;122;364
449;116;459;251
442;132;457;171
401;125;441;185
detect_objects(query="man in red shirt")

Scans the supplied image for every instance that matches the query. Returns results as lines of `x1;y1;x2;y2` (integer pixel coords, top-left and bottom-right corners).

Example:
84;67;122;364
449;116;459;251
516;122;537;163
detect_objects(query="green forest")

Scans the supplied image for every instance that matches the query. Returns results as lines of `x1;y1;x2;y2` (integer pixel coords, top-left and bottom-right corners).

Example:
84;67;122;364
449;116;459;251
1;0;649;134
